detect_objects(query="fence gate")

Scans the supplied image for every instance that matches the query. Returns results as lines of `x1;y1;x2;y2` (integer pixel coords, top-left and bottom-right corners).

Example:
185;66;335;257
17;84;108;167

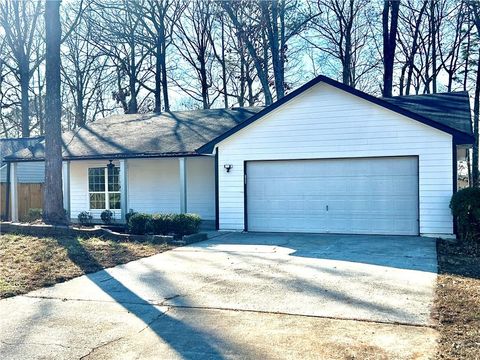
0;183;44;221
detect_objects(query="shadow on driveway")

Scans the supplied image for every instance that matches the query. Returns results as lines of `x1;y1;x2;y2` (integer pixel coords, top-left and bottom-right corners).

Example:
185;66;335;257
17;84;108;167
56;237;230;360
198;232;438;273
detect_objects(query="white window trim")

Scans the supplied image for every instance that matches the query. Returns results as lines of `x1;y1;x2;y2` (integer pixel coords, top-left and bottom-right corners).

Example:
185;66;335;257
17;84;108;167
88;167;121;211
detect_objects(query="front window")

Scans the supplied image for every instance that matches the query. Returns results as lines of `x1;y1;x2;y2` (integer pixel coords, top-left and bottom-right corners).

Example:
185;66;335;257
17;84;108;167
88;167;121;210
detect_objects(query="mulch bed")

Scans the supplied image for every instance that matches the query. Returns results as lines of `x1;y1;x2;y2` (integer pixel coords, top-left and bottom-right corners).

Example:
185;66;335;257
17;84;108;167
0;233;173;299
434;239;480;359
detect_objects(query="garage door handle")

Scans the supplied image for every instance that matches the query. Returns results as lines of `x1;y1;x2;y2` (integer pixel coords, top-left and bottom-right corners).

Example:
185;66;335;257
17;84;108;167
326;205;329;211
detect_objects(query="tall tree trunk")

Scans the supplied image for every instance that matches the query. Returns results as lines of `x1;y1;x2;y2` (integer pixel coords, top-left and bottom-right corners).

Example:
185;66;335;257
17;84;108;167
154;36;162;113
43;0;66;224
473;52;480;186
199;50;209;109
159;13;170;111
19;59;30;137
382;0;400;97
265;0;285;99
222;1;273;105
221;15;228;108
75;89;85;128
128;42;138;113
430;0;437;93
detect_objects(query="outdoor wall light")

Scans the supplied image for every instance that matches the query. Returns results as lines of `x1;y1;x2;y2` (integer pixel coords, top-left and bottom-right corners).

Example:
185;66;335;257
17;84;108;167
224;164;233;173
107;160;115;171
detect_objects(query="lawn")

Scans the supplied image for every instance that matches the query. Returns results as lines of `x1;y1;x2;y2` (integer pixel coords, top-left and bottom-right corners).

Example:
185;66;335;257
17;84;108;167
434;239;480;359
0;233;173;299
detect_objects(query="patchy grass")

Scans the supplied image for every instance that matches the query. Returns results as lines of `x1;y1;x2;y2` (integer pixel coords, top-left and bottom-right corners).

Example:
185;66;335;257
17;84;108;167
0;233;173;299
434;239;480;359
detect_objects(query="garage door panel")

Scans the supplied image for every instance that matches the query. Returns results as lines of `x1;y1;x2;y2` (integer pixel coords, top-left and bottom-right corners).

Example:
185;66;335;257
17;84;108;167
246;157;419;235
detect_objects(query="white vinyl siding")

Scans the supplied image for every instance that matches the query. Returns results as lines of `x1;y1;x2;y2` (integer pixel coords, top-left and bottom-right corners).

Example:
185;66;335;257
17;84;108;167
69;157;215;222
217;82;453;236
0;161;45;183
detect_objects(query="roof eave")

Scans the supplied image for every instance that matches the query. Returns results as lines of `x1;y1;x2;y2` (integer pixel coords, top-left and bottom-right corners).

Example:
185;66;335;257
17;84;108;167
3;151;210;163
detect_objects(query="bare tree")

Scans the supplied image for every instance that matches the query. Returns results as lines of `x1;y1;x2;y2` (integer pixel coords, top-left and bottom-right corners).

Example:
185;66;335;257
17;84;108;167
382;0;400;97
0;0;43;137
43;0;65;224
306;0;377;88
468;0;480;185
88;0;150;114
173;0;218;109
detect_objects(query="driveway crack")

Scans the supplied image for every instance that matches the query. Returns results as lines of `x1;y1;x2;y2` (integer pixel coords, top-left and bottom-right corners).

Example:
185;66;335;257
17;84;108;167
79;336;126;359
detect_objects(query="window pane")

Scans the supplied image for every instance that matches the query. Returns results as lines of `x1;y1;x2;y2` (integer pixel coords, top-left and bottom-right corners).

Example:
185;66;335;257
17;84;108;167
109;193;121;210
88;168;105;192
89;193;105;209
108;167;120;192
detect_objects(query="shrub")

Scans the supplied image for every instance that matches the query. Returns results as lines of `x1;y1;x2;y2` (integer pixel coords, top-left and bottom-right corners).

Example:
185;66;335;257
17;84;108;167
149;213;201;236
125;210;137;224
127;212;201;236
450;187;480;241
171;213;201;236
101;210;114;224
150;214;174;235
26;208;42;222
77;211;93;226
128;213;152;235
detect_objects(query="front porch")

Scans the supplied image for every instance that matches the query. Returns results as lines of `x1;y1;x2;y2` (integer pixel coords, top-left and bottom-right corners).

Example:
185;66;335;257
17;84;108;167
8;156;216;224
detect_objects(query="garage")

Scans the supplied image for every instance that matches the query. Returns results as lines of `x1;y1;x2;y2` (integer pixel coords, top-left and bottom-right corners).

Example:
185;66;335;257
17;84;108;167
246;157;419;235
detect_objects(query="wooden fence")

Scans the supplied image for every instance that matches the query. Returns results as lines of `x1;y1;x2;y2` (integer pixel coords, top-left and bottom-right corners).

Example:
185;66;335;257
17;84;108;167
0;183;44;221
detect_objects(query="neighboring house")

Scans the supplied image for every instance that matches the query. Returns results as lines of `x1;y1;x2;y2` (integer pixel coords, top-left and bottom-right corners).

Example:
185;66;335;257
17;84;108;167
4;75;474;238
0;137;45;183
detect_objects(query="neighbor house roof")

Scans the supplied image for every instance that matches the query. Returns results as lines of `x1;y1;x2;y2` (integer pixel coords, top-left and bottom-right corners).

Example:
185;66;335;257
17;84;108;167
197;76;474;153
5;108;263;161
0;137;44;164
382;91;472;135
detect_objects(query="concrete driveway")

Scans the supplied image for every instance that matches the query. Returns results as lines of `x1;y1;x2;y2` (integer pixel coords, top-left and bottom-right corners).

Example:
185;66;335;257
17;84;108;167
0;233;439;359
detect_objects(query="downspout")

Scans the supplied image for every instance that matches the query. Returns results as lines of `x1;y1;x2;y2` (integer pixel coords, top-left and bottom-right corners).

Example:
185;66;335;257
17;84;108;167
214;148;219;230
452;138;458;235
5;161;10;221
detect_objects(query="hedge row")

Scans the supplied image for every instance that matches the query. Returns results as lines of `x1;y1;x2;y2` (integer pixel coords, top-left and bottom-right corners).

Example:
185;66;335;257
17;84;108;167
127;212;201;236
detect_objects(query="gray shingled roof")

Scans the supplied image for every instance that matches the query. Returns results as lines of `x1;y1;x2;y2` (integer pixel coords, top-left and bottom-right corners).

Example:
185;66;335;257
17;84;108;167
0;137;44;164
5;88;473;162
6;108;263;161
383;91;472;135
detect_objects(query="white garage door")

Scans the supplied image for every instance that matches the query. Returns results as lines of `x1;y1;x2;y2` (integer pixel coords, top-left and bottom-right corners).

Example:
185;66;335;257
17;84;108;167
246;157;419;235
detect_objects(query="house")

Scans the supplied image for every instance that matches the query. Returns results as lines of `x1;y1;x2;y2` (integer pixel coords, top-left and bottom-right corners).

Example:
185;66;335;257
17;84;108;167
4;75;474;238
0;137;45;183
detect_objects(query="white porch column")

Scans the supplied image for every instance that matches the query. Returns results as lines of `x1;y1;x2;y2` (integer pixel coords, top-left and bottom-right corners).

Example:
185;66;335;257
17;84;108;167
119;159;128;222
179;157;187;213
62;161;71;218
10;162;18;222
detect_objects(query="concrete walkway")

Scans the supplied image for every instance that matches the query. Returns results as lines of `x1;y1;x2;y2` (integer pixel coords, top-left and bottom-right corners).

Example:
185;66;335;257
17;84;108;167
0;233;439;359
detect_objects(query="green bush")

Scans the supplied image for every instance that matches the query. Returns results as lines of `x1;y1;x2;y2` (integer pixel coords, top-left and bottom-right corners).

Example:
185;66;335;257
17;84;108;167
26;208;42;222
101;210;114;224
150;214;174;235
77;211;93;226
128;213;152;235
171;213;201;236
125;210;137;224
450;187;480;241
127;213;201;236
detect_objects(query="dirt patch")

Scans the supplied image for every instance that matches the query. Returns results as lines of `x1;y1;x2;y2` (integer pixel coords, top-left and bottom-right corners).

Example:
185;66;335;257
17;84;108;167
0;233;172;299
434;239;480;359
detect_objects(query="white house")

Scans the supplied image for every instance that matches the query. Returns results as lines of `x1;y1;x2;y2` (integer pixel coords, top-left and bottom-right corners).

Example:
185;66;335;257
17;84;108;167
4;75;474;238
